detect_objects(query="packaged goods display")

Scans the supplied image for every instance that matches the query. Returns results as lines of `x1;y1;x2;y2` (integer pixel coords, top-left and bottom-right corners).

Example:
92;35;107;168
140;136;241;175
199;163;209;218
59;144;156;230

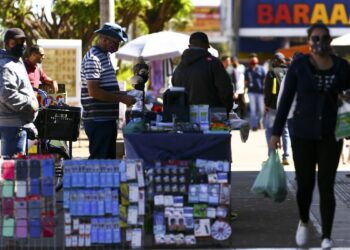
62;159;144;248
147;159;232;245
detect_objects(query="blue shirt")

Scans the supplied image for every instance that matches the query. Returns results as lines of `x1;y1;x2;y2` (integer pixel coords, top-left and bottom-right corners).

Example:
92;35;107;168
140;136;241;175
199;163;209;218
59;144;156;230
245;65;266;94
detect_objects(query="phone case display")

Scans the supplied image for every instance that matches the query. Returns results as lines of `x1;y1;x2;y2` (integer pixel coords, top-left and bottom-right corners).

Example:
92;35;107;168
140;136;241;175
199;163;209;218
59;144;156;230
63;159;145;248
0;158;56;247
147;159;232;246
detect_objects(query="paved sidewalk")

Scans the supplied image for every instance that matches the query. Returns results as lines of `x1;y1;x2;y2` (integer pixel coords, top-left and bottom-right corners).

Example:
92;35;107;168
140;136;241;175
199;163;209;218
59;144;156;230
230;129;350;248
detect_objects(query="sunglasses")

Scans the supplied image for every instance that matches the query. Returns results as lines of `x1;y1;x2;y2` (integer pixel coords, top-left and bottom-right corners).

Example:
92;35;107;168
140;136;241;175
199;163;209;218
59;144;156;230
311;34;331;43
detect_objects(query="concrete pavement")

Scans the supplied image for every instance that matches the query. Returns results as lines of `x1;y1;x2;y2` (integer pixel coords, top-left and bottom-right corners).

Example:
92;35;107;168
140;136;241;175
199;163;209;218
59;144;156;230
230;129;350;248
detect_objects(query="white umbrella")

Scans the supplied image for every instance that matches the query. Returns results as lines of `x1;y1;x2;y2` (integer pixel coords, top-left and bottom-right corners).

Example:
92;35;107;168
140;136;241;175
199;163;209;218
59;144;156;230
116;31;218;61
331;33;350;46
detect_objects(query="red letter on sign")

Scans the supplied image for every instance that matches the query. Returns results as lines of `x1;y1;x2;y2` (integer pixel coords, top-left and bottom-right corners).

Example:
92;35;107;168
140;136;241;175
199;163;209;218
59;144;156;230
257;4;273;25
274;4;292;24
294;4;310;24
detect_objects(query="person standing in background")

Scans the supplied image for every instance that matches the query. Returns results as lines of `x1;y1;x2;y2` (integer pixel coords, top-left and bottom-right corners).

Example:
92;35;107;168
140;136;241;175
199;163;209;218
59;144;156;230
172;32;233;112
80;23;135;159
245;53;266;130
232;56;246;119
271;23;350;249
24;45;59;93
264;52;290;165
221;55;236;93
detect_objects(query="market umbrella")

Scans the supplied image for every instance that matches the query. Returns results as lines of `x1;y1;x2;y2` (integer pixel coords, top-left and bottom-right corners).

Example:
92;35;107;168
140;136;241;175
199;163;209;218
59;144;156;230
116;31;218;61
331;33;350;46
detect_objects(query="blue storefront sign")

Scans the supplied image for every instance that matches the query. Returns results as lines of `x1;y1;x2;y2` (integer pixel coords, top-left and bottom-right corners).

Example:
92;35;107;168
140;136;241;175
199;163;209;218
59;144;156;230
240;0;350;37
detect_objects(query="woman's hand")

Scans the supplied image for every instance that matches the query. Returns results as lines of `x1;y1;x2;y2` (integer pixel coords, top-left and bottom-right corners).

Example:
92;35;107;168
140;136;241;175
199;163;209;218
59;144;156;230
270;135;281;150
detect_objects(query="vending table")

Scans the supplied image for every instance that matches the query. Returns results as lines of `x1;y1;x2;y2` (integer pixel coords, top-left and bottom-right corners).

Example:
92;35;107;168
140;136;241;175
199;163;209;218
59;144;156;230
123;132;232;167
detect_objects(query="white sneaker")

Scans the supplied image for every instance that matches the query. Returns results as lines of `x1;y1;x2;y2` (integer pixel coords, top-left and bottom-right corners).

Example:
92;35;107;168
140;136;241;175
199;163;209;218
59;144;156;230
295;220;309;246
321;238;334;249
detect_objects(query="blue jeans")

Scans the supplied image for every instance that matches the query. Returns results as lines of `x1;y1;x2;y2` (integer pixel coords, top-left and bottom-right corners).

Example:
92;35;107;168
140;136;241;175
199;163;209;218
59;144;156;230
84;120;117;159
248;93;264;129
264;109;290;159
0;126;27;157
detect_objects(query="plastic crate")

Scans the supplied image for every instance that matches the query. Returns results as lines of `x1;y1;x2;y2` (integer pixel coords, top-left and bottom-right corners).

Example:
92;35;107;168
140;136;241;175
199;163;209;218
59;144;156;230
35;105;81;141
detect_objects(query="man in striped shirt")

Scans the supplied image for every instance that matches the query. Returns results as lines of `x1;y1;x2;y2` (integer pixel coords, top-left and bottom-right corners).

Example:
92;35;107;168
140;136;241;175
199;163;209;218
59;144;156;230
80;23;135;159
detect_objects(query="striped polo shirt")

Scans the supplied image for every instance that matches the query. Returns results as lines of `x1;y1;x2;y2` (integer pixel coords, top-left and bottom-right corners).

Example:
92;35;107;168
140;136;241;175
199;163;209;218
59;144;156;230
80;46;119;121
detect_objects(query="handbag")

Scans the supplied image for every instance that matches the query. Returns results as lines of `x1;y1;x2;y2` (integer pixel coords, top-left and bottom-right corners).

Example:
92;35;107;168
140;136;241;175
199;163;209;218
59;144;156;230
335;100;350;140
251;150;288;203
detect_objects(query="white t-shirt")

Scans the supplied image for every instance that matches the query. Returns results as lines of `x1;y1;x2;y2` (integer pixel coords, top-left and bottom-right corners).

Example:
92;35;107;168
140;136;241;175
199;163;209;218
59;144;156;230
234;64;245;94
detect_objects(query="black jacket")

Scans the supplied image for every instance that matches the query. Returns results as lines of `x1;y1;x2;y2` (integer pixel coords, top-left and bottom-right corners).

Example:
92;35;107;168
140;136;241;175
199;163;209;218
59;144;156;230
264;66;288;109
172;48;233;111
272;54;350;139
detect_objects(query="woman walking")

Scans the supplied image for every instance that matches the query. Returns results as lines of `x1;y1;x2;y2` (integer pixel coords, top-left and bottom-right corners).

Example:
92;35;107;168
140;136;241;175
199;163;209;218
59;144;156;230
270;23;350;249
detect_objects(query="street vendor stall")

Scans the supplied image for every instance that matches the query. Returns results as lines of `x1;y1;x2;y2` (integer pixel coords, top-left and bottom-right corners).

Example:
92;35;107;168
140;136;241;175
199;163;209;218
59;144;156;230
120;85;250;248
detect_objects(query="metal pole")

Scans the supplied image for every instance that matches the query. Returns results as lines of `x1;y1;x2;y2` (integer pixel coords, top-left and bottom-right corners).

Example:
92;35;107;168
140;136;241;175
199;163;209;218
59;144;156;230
99;0;115;26
232;0;241;56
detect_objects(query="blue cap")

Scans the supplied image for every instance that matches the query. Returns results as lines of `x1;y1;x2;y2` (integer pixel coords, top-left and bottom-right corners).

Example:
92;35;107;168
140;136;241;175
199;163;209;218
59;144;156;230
94;23;128;42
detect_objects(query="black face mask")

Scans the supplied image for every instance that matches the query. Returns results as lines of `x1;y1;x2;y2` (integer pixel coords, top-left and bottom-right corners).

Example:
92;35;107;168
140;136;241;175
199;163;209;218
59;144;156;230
9;43;26;58
310;35;331;56
311;42;331;56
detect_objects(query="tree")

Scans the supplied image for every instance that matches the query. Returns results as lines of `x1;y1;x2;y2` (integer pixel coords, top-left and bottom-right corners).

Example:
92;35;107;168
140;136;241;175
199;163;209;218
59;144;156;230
0;0;193;52
142;0;192;33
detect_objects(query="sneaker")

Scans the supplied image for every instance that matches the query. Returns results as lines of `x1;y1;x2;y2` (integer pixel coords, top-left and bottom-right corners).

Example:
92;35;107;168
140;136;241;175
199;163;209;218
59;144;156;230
282;158;290;165
295;221;309;246
321;238;334;249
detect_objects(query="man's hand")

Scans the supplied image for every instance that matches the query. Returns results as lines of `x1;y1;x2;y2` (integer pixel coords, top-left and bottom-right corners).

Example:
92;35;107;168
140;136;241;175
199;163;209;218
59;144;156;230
52;81;59;93
120;95;136;106
264;106;269;113
31;96;39;112
270;135;281;150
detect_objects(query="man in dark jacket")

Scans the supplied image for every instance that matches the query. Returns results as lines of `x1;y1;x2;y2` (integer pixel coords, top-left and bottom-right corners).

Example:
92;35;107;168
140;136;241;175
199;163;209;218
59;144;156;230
172;32;233;112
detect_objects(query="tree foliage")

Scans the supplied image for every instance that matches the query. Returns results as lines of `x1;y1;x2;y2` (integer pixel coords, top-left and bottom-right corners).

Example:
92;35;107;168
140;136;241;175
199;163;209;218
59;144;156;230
0;0;193;52
142;0;192;33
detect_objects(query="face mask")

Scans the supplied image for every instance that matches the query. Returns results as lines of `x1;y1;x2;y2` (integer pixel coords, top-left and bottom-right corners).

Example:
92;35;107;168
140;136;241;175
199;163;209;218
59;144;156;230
9;43;26;58
250;60;257;66
107;44;118;53
250;57;258;67
311;42;331;56
310;34;331;56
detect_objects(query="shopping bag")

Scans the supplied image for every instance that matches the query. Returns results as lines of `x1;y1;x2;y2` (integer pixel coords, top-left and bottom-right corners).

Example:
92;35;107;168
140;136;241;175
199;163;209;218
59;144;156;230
122;118;146;134
335;100;350;140
251;150;287;202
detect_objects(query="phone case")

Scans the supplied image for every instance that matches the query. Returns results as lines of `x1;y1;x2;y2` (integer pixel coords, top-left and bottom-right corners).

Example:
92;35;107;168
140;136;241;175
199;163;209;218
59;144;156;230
15;200;27;219
16;219;27;238
15;160;28;181
2;160;15;179
42;160;54;197
29;160;41;178
42;213;54;237
2;218;15;237
15;180;27;198
2;180;14;197
28;200;41;218
29;219;41;238
2;198;14;217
